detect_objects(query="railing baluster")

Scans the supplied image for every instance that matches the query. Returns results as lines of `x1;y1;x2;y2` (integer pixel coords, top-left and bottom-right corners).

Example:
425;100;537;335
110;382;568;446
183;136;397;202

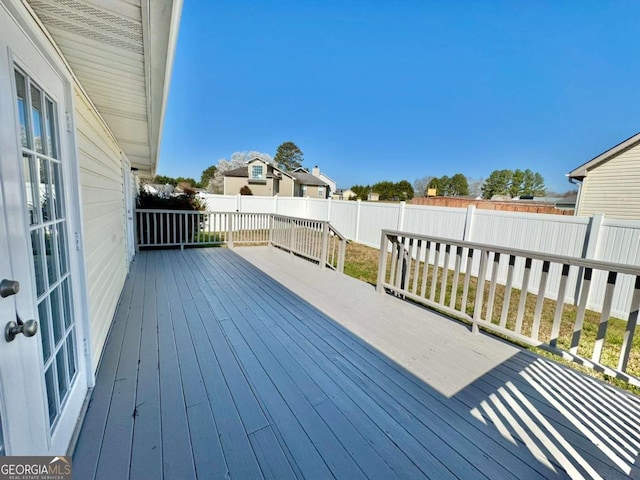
404;238;414;292
500;255;516;328
395;237;405;290
550;264;570;347
439;244;451;304
473;249;489;333
619;275;640;372
591;271;617;363
420;241;430;298
570;267;592;355
145;212;150;246
412;240;422;295
389;238;399;287
449;246;463;310
486;252;501;323
531;260;551;340
515;257;533;334
430;243;441;301
461;248;474;314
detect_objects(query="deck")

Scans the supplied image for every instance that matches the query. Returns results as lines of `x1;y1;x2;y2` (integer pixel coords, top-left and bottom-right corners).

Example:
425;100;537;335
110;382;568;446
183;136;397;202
72;247;640;479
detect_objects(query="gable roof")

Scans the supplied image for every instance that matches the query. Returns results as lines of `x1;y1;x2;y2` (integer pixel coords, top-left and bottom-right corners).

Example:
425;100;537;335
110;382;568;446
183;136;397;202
568;132;640;180
291;171;328;186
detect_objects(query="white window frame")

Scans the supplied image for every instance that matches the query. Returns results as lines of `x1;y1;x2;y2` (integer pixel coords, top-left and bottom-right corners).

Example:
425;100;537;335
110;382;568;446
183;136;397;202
318;186;325;198
251;164;263;180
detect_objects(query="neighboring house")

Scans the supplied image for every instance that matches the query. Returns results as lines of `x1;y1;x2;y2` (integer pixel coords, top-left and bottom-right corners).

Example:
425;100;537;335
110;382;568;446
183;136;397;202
568;132;640;219
291;170;330;198
143;183;175;197
223;158;296;196
0;0;180;455
332;188;357;200
293;166;336;197
224;159;332;198
368;192;380;201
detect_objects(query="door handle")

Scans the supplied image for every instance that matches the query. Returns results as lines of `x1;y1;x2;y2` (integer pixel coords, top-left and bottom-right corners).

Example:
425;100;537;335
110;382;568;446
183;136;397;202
5;316;38;342
0;279;19;298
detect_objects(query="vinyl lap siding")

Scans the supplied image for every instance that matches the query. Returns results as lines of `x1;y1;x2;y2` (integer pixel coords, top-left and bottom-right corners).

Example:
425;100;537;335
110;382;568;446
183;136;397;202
579;143;640;219
74;89;128;371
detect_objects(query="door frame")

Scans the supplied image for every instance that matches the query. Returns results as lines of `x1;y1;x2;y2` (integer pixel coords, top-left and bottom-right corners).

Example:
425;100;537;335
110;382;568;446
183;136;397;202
0;0;94;454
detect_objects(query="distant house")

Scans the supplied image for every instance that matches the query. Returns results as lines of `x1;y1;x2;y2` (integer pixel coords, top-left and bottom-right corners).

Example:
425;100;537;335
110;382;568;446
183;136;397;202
291;170;330;198
368;192;380;202
332;188;357;200
223;158;296;196
294;166;336;197
223;159;331;198
568;132;640;219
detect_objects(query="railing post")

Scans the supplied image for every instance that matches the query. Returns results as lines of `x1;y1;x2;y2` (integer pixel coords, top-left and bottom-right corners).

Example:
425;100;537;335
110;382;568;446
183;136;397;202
376;231;389;293
228;213;234;248
134;209;140;253
320;222;329;269
327;197;332;222
236;193;242;213
268;214;274;246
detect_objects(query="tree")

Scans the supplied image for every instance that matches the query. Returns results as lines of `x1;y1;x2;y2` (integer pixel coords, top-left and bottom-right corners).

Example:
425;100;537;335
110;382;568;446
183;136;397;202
448;173;469;196
175;177;197;187
351;184;371;200
154;174;177;186
395;180;414;200
468;177;484;197
481;169;513;199
274;141;304;171
239;185;253;195
481;169;546;199
413;176;434;197
209;151;273;194
199;165;217;190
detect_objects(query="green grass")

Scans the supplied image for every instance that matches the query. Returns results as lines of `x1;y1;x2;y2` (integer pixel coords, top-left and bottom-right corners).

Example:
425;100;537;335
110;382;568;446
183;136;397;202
342;241;640;394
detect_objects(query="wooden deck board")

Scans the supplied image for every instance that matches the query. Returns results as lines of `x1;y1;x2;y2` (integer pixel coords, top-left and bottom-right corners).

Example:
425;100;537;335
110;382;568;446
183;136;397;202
73;247;640;479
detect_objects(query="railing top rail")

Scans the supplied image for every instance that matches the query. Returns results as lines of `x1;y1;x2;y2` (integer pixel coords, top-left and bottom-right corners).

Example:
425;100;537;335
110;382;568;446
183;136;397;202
136;208;212;214
271;213;327;223
328;224;348;242
382;229;640;277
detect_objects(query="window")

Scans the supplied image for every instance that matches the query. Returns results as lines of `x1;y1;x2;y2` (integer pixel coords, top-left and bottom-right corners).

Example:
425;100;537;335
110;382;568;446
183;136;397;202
251;165;263;180
318;186;325;198
300;185;307;197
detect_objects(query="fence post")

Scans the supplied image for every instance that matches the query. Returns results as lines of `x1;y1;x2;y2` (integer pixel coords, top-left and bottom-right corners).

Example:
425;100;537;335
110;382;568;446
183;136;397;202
376;231;389;293
355;199;362;243
236;193;241;212
575;213;605;306
320;222;329;269
327;197;332;222
274;194;278;215
463;205;476;241
397;201;406;231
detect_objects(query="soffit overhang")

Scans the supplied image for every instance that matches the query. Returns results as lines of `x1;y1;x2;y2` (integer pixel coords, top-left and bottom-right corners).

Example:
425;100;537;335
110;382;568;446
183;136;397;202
26;0;183;176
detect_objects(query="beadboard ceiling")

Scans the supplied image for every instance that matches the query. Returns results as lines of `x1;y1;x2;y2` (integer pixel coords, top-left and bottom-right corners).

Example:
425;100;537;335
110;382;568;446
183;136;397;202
26;0;182;175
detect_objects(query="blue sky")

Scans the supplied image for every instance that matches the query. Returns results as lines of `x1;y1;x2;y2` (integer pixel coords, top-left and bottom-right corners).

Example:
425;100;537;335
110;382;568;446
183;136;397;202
159;1;640;193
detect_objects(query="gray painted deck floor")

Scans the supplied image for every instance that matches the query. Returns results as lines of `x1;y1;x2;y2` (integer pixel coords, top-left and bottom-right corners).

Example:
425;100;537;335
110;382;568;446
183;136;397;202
73;247;640;479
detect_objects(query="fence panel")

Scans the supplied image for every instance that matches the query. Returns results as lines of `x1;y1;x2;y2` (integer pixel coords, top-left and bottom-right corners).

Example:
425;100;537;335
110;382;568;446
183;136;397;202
308;198;329;220
201;194;237;212
358;203;400;247
276;197;307;217
402;205;467;239
330;201;358;240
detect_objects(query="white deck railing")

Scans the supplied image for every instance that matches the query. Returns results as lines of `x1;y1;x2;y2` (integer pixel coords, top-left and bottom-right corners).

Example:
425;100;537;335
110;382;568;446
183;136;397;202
377;229;640;386
135;209;346;272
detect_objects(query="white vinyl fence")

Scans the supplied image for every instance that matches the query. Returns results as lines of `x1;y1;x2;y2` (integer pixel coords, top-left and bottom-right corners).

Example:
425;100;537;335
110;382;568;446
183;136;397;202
201;194;640;317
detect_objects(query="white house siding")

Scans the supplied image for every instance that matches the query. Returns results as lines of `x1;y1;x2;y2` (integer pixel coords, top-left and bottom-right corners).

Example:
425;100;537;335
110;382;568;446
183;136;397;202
74;88;128;371
578;143;640;219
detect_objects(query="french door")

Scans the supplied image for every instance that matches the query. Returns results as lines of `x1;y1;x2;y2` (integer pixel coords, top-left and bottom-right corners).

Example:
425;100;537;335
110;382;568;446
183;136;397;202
0;3;89;455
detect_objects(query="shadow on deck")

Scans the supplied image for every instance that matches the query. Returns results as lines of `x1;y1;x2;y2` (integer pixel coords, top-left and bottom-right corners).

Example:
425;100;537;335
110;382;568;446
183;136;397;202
73;248;640;479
